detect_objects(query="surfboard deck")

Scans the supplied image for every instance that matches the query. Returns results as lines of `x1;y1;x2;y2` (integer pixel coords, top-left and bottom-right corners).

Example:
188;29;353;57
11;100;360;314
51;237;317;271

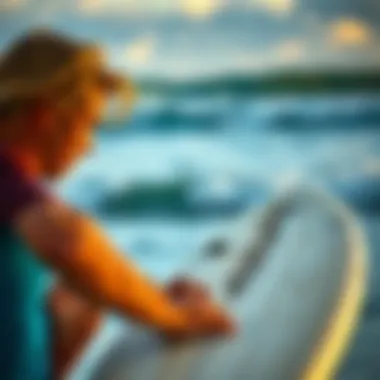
70;187;368;380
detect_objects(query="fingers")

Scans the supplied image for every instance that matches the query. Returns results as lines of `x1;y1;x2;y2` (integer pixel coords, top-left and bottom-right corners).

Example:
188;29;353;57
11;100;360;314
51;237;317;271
166;278;211;303
207;306;237;336
196;303;236;336
164;277;237;341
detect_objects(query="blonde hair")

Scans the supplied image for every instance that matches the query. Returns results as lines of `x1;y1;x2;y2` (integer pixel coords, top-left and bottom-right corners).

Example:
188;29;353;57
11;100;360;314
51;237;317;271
0;29;135;122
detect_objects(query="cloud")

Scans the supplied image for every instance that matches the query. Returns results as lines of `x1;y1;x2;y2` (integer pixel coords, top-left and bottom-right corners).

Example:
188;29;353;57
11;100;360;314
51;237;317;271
228;39;305;73
78;0;135;14
181;0;222;19
78;0;223;18
124;36;155;66
0;0;27;10
329;18;373;47
78;0;102;14
274;40;304;63
250;0;295;15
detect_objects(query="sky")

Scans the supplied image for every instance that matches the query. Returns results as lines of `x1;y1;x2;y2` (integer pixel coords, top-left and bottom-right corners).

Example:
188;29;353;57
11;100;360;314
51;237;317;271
0;0;379;78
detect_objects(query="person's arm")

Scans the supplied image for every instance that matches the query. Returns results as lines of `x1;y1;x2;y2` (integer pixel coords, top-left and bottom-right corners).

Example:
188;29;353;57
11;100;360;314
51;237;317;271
14;200;188;334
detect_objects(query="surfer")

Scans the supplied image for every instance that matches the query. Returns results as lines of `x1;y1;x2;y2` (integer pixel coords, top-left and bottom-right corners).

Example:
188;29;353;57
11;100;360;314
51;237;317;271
0;29;235;380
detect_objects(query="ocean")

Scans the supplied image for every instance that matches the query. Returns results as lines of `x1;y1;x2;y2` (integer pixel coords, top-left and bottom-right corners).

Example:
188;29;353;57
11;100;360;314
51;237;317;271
61;92;380;379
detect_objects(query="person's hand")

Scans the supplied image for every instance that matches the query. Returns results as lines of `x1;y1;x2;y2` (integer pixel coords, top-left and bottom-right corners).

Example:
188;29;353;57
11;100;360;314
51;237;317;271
163;277;236;341
165;277;210;305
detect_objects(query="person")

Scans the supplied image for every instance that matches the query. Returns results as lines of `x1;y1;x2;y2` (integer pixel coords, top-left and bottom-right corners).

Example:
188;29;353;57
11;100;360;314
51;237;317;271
0;29;235;380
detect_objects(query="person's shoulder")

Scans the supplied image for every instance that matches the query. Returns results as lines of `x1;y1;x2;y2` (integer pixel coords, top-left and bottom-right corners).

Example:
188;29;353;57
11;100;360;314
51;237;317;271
0;154;48;224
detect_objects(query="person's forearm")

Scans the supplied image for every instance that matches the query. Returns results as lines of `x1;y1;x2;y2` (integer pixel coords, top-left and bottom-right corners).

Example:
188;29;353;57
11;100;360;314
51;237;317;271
43;218;187;333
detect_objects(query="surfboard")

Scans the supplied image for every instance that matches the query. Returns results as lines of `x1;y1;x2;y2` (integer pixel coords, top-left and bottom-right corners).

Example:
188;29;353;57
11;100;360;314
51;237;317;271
69;187;368;380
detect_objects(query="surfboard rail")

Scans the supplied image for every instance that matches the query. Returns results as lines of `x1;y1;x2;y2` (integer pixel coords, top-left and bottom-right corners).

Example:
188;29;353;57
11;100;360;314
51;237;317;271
297;189;367;380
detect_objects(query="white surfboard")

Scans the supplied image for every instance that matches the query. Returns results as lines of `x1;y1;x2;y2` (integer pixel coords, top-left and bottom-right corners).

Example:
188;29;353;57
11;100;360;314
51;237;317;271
70;187;368;380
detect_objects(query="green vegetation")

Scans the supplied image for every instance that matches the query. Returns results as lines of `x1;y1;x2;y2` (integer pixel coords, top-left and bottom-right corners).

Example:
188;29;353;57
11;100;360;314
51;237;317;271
138;69;380;97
